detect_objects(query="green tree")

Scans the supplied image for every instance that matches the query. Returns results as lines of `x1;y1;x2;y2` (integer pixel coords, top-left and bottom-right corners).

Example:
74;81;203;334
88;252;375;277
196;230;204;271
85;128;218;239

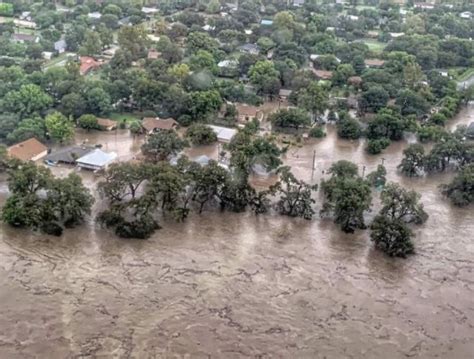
249;60;281;97
2;84;53;118
371;183;428;257
337;118;362;140
321;161;372;233
440;164;474;207
398;144;425;177
78;114;98;131
297;82;329;122
141;130;188;162
366;165;387;187
272;166;318;220
45;112;75;143
185;124;217;145
79;30;102;56
270;108;311;131
117;25;149;60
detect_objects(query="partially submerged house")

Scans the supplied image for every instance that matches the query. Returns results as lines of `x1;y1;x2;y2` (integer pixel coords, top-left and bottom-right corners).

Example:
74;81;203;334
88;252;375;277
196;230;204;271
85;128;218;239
235;104;263;123
141;117;179;135
76;149;117;171
45;146;95;165
7;138;48;162
97;118;117;131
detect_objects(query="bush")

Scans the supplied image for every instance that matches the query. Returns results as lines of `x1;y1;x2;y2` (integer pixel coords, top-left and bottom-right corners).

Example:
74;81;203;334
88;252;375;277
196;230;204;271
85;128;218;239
178;114;193;126
337;118;362;140
115;216;160;239
309;126;326;138
41;222;64;236
370;216;414;257
366;138;390;155
185;123;218;145
429;112;447;126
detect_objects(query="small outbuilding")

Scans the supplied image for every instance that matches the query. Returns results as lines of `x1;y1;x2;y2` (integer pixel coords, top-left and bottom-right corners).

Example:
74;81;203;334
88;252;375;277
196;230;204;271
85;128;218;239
208;125;237;143
76;149;117;171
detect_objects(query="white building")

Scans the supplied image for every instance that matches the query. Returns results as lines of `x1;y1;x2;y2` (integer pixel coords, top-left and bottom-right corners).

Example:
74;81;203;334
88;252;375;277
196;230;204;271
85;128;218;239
76;149;117;171
208;125;237;143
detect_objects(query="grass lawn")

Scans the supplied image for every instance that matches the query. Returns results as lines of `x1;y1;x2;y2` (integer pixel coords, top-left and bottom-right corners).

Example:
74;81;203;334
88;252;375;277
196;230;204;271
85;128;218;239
109;112;142;123
457;68;474;81
44;52;71;68
362;39;387;52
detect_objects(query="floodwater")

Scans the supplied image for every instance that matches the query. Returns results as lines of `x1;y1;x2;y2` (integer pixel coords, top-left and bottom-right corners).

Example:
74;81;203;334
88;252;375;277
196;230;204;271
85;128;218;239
0;106;473;358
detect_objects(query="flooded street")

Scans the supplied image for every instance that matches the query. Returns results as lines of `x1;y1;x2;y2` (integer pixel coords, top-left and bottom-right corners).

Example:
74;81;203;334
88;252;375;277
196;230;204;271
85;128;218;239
0;106;473;358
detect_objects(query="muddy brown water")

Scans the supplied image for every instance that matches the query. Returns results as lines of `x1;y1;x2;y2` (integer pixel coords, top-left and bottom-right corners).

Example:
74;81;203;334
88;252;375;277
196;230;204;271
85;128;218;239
0;106;473;358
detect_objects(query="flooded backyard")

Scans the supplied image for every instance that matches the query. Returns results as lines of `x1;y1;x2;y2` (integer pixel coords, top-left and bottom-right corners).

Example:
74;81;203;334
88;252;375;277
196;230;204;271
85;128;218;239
0;105;473;358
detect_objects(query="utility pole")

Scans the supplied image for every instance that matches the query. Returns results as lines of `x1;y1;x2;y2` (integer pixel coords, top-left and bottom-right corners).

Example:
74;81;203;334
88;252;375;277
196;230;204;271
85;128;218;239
362;165;366;178
311;150;316;180
381;157;385;166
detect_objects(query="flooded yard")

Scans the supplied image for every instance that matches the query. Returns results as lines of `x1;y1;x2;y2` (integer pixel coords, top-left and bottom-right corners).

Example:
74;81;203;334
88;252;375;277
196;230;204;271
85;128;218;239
0;106;472;358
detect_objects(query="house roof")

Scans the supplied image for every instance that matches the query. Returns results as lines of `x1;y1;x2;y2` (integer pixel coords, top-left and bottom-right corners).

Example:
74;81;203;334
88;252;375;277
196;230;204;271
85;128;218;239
235;104;260;117
208;125;237;142
54;39;67;51
45;146;95;164
97;118;117;128
142;117;178;132
76;149;117;167
279;89;292;97
312;69;333;80
12;33;36;42
7;138;47;161
147;49;162;59
348;76;363;85
142;6;159;14
364;59;385;67
79;56;102;75
238;43;260;53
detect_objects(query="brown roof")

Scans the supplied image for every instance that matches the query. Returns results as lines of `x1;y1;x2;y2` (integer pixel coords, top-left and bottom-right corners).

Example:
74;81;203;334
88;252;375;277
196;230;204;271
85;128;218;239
142;117;178;132
235;104;260;117
80;56;102;75
312;69;333;80
147;49;162;59
97;118;117;128
7;138;47;161
364;59;385;67
348;76;363;85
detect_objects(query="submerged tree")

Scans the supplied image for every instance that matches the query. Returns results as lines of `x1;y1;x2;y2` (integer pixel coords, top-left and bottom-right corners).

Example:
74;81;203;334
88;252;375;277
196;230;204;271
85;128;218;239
321;160;372;233
272;166;318;220
371;183;428;257
440;164;474;207
2;163;93;236
398;144;425;177
141;130;188;162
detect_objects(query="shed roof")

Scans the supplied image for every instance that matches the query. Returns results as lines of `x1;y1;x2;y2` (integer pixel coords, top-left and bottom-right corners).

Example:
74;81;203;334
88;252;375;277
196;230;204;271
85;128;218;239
208;125;237;142
76;149;117;167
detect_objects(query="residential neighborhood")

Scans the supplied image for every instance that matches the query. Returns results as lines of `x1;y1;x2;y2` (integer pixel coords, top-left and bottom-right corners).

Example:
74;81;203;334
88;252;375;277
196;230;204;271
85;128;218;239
0;0;472;357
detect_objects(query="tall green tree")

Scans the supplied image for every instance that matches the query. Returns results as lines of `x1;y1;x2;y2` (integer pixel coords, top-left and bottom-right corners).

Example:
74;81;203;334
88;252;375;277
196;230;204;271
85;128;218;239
45;112;75;143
